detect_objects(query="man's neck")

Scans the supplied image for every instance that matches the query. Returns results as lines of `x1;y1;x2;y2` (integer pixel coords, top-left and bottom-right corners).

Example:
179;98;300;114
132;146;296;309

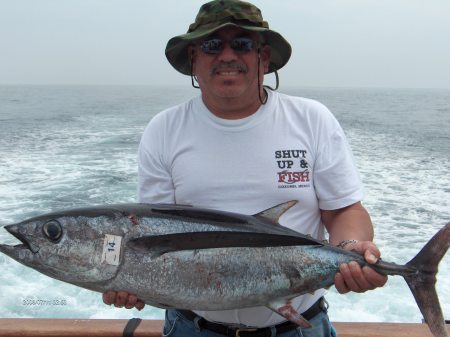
201;91;267;120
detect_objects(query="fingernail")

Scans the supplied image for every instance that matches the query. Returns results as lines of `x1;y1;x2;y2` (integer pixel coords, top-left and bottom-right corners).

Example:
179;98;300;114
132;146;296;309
368;254;377;263
349;261;359;271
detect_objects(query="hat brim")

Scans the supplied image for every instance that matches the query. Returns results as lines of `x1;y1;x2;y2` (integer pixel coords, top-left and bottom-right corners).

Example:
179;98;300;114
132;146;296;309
165;22;291;76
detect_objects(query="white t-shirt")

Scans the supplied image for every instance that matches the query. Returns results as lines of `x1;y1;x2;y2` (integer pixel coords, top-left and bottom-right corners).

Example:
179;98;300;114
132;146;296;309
137;90;364;327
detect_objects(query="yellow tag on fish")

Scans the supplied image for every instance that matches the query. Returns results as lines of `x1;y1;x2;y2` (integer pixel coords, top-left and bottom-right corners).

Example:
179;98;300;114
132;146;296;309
101;234;122;266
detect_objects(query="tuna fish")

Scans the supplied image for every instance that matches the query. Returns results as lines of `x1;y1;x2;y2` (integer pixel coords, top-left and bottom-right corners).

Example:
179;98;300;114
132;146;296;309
0;201;448;337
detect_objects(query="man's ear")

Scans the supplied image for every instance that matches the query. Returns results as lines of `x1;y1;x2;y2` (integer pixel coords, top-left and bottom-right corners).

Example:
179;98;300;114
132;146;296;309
261;44;271;73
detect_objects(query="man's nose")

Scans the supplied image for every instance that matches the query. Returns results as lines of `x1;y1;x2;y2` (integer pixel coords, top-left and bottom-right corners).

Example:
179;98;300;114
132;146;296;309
218;42;238;61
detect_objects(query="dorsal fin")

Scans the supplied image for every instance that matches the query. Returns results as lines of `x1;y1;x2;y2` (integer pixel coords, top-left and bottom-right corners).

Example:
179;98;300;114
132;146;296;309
254;201;297;223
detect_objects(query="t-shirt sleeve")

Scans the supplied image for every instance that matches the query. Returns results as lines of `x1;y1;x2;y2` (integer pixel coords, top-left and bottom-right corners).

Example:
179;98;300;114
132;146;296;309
137;116;175;204
313;110;365;210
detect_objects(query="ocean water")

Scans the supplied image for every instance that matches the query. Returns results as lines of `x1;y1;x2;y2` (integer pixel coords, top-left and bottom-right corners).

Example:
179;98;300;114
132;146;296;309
0;85;449;322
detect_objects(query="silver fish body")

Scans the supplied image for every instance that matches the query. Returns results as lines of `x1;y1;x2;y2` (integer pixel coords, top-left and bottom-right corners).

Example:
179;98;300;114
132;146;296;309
113;245;355;310
0;201;448;337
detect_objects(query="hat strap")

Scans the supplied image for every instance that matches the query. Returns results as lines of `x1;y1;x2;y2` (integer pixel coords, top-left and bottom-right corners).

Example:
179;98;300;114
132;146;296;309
190;50;200;89
264;70;279;91
257;47;268;105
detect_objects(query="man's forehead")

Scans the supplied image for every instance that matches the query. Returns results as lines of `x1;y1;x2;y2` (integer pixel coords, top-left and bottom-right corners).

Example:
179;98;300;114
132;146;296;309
204;26;259;39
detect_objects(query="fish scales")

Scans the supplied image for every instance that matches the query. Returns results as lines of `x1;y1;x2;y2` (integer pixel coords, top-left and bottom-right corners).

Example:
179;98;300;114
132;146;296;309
110;245;343;310
0;201;448;337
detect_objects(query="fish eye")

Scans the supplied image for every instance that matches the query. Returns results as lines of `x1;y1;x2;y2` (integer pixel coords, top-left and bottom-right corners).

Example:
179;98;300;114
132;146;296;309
43;220;63;242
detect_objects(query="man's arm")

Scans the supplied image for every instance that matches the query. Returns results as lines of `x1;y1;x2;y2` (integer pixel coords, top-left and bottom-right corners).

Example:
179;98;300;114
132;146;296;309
321;201;388;293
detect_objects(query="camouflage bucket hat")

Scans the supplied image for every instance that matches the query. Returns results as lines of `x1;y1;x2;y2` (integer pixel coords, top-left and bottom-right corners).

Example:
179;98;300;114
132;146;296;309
165;0;292;75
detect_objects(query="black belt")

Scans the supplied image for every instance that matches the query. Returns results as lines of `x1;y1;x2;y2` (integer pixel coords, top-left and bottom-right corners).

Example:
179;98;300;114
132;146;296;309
176;297;327;337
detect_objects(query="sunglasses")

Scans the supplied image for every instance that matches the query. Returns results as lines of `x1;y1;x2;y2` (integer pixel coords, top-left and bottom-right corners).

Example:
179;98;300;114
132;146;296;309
199;37;257;54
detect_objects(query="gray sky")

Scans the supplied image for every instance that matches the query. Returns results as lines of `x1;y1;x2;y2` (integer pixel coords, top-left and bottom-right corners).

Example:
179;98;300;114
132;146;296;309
1;0;449;89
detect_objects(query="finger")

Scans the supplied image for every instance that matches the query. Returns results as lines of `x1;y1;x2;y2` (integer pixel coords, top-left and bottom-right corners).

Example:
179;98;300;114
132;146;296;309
362;266;388;288
102;291;117;305
365;252;378;264
135;300;146;311
115;291;129;308
364;247;381;264
125;294;138;309
348;261;375;291
339;263;362;293
334;272;350;294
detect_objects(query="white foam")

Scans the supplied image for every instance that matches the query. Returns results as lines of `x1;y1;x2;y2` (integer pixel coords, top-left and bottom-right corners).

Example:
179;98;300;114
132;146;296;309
0;86;448;322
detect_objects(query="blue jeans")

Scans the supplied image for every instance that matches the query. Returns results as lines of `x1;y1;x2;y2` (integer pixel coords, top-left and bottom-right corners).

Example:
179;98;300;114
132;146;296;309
162;309;338;337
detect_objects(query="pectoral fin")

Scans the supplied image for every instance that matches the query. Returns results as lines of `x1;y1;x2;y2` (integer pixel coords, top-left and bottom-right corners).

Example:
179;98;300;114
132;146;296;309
128;231;314;257
254;201;297;223
267;298;311;328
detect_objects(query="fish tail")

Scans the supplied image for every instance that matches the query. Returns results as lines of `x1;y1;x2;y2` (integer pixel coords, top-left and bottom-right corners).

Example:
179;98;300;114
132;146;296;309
404;222;450;337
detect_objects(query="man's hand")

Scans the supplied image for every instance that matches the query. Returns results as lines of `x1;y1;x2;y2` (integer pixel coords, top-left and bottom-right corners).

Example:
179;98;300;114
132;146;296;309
334;240;388;293
102;290;145;310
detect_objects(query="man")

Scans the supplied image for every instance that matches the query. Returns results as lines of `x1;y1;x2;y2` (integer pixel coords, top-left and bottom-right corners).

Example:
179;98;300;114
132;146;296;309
103;1;387;336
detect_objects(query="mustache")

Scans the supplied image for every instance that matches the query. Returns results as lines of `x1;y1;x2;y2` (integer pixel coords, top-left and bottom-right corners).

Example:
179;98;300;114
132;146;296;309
210;62;248;75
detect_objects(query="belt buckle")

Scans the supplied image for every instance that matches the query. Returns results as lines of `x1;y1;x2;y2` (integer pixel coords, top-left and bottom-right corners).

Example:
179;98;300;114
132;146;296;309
235;327;258;337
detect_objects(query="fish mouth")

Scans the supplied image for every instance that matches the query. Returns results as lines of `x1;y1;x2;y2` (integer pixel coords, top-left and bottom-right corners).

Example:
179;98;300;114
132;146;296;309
0;224;39;254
